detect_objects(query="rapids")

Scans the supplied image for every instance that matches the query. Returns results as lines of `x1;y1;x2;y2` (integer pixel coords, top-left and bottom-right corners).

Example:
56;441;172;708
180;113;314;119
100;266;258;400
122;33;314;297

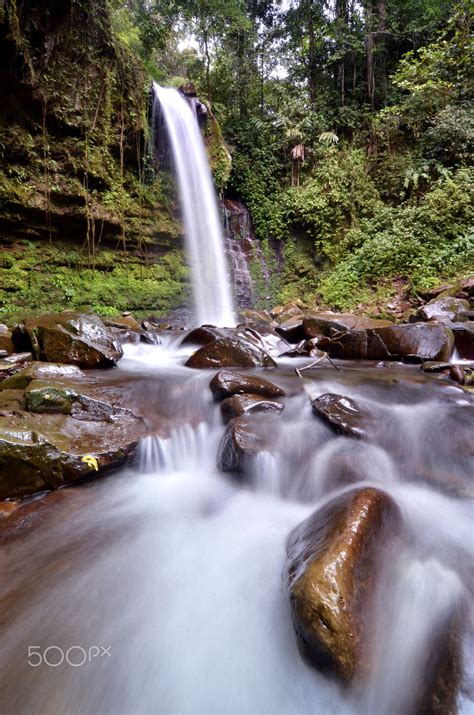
0;340;472;715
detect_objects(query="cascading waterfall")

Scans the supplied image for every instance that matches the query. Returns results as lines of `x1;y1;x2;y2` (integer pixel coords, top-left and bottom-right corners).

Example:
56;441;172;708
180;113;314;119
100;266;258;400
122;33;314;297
151;83;235;327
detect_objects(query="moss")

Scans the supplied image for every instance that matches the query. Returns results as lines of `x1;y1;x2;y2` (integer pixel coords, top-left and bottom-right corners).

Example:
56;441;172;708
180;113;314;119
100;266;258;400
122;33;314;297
205;114;232;192
0;241;188;319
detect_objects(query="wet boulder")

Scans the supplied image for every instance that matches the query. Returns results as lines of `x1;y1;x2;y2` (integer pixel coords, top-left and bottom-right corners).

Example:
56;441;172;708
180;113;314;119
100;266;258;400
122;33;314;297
421;361;451;373
14;312;123;368
0;413;138;500
210;370;285;400
220;394;284;423
0;414;137;499
217;417;268;472
303;313;393;339
312;393;372;439
275;319;305;344
0;353;32;383
416;297;470;323
0;325;14;354
451;322;474;360
185;337;276;369
24;380;134;422
0;362;84;390
285;487;401;684
320;323;454;362
181;325;227;346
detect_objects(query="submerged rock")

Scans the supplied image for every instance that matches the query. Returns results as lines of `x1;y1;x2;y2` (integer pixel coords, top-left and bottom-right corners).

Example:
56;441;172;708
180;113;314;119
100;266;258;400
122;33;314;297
0;353;32;383
185;337;276;369
13;312;123;368
210;370;285;400
421;361;451;373
285;487;401;684
220;394;284;423
312;393;372;438
217;417;267;472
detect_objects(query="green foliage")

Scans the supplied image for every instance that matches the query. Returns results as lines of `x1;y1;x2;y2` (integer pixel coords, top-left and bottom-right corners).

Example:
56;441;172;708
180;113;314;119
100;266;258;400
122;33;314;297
282;147;381;260
0;243;188;318
318;168;474;308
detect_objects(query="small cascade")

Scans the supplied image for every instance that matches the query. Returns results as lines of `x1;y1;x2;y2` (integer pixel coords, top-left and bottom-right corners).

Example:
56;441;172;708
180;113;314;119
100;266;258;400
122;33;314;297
138;423;215;474
222;198;271;310
150;84;235;327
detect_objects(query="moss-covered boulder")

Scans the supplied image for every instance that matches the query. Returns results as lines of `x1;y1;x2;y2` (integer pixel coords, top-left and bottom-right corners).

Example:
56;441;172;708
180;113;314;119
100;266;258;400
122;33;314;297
14;312;123;367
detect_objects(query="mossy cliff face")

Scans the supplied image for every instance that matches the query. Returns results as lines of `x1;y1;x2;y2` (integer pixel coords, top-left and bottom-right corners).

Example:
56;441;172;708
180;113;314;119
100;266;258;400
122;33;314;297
0;0;187;316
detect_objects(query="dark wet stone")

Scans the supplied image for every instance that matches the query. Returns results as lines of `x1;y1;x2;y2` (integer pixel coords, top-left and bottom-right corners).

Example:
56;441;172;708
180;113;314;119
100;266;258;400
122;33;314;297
312;393;371;438
0;409;138;500
220;394;284;423
181;325;227;346
318;323;454;362
285;487;401;684
449;365;465;385
0;353;33;383
303;313;393;339
421;361;451;373
14;312;123;368
210;370;285;400
185;337;276;369
140;331;162;345
450;322;474;360
217;417;267;472
275;319;306;344
417;297;470;323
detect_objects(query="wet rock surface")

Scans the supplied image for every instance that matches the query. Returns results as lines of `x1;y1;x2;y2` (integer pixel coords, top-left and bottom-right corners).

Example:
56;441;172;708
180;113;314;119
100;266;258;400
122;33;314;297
13;312;123;368
220;394;284;423
217;416;268;472
185;337;276;369
303;313;393;339
416;296;470;323
285;487;401;684
210;370;285;400
317;323;454;362
312;393;372;438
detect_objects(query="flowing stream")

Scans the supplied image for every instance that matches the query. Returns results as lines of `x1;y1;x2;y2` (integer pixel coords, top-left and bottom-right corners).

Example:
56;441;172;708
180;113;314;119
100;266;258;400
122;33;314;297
151;84;235;327
0;340;473;715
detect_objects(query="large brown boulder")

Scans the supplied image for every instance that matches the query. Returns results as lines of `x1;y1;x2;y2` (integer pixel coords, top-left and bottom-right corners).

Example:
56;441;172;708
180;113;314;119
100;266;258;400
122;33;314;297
318;323;454;362
210;370;285;400
0;412;138;499
181;325;227;346
303;313;393;339
0;362;84;390
217;416;268;472
451;322;474;359
285;487;401;684
311;393;372;438
185;338;276;369
13;312;123;368
220;394;284;423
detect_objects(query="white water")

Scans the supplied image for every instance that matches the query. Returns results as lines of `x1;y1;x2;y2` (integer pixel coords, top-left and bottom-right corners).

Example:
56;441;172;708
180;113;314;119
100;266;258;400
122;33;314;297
0;344;473;714
151;84;235;327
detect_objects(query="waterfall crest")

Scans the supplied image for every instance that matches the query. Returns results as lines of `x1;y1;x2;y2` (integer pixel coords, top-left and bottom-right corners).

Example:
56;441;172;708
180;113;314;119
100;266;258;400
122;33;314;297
151;83;235;327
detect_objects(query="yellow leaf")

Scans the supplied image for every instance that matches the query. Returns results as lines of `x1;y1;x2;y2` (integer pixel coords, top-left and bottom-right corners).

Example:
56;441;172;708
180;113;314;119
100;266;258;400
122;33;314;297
81;455;99;471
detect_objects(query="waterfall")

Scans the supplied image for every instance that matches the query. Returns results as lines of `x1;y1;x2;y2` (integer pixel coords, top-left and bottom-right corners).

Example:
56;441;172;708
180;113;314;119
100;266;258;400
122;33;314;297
151;83;235;327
